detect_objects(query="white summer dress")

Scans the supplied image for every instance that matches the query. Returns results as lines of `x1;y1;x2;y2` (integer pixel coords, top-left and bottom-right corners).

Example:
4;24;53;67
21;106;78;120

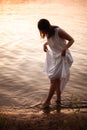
45;27;73;92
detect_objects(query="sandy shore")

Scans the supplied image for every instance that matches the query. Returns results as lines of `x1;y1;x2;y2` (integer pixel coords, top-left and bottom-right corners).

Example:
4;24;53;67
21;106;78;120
0;2;87;130
0;107;87;130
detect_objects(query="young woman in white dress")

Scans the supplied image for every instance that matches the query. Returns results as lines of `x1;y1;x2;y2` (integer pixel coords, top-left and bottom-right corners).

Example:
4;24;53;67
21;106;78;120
37;19;74;108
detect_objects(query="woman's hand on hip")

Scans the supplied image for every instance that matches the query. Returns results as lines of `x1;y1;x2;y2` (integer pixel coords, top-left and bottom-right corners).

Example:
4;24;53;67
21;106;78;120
61;50;66;56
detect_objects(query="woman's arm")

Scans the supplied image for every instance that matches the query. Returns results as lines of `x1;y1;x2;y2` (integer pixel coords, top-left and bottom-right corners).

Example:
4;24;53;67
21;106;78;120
58;29;74;56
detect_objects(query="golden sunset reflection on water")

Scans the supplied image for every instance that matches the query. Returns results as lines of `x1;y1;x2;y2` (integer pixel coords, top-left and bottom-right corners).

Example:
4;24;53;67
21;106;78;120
0;0;87;108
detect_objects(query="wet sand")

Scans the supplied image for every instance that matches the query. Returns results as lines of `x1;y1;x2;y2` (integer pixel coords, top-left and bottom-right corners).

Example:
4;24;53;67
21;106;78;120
0;1;87;130
0;2;87;127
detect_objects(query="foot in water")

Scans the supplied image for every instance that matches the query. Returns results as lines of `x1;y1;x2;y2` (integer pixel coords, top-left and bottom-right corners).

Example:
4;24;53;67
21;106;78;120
42;102;51;109
55;100;61;107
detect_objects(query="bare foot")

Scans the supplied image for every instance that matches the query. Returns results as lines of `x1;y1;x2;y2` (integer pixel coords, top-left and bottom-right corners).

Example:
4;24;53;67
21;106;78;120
56;100;61;106
42;102;51;109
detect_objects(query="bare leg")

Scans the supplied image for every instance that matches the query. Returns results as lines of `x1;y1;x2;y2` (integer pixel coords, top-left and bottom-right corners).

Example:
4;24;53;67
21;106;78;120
42;79;56;107
55;78;61;104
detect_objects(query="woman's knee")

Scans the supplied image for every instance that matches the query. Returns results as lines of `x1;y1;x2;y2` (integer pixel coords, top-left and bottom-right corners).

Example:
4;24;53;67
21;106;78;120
55;78;60;86
50;79;56;89
50;79;56;84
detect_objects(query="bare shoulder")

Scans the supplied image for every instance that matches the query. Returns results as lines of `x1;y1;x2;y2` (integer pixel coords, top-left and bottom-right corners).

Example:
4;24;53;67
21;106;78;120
58;28;74;41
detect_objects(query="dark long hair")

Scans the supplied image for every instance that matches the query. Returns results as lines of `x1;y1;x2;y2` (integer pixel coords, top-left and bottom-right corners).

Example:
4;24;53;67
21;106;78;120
37;19;58;38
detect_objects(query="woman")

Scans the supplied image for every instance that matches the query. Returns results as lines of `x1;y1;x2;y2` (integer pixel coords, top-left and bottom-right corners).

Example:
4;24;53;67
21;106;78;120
37;18;74;108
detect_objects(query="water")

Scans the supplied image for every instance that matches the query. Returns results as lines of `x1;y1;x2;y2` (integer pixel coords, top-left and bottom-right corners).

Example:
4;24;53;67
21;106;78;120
0;0;87;109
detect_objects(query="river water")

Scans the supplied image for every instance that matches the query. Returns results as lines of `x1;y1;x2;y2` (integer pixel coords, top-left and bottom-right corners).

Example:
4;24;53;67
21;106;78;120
0;0;87;109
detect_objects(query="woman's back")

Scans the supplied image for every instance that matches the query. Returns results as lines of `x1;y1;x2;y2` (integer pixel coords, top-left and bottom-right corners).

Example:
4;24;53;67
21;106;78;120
47;28;66;54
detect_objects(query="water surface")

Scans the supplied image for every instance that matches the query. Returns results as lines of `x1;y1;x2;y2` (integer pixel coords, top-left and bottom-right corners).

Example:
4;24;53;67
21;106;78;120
0;0;87;108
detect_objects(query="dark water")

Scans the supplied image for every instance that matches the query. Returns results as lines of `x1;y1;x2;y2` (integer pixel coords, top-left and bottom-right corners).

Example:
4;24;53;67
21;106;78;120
0;0;87;109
